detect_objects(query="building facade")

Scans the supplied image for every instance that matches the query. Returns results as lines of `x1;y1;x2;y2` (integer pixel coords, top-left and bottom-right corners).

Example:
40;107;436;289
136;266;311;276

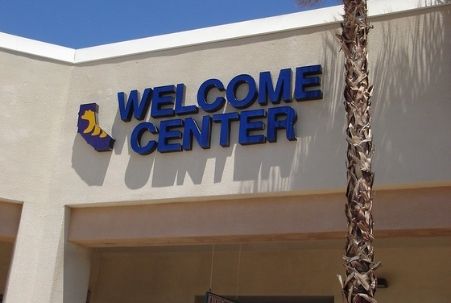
0;1;450;302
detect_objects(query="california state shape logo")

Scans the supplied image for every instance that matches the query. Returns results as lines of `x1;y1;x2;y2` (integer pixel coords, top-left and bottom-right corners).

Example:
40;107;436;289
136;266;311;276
77;103;115;152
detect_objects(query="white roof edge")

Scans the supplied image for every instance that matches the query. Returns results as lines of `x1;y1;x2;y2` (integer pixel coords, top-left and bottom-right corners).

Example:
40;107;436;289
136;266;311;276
0;0;448;64
74;5;343;64
0;32;75;63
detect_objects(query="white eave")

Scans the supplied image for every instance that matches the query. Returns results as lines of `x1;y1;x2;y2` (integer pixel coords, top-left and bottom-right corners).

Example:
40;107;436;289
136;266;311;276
0;32;75;63
0;0;447;64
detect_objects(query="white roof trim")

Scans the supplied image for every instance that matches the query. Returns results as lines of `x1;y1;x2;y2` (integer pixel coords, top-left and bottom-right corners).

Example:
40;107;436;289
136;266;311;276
74;4;342;64
0;32;74;63
0;0;447;64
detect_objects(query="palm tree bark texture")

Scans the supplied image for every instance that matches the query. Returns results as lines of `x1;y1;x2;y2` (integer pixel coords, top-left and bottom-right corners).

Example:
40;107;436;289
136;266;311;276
337;0;380;302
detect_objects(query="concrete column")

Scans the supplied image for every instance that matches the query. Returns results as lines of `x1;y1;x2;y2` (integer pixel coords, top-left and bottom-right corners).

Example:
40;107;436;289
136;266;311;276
4;202;91;303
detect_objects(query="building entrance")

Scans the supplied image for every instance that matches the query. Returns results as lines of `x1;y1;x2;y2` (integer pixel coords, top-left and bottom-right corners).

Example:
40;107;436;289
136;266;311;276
84;236;451;303
196;295;334;303
0;241;15;303
86;242;342;303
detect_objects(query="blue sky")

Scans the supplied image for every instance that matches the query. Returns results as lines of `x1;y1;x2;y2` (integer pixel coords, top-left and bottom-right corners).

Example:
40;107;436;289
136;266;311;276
0;0;341;48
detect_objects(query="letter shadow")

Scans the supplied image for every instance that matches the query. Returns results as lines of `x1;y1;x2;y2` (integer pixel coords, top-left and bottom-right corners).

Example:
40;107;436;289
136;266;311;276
71;135;113;186
150;148;210;187
113;109;154;189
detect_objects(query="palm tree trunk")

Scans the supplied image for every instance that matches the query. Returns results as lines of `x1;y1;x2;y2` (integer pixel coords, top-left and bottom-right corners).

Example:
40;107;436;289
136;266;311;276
338;0;379;302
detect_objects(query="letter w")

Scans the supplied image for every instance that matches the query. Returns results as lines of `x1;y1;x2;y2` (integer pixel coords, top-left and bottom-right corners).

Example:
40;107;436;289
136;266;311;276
118;88;152;122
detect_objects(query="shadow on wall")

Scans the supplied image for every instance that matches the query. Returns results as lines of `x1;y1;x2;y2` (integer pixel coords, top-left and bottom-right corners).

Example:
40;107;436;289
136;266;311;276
118;24;347;191
235;4;451;193
70;4;450;190
70;23;346;190
235;23;346;194
71;135;113;186
370;5;450;184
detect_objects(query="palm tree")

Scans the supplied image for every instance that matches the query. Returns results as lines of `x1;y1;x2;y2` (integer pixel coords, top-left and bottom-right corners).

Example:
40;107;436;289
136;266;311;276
299;1;379;302
338;2;380;302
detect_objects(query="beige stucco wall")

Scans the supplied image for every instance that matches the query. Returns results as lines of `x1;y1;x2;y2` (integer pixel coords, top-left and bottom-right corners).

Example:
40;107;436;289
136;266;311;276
88;237;451;303
0;5;449;207
0;3;450;303
50;5;451;205
68;187;451;247
0;53;72;204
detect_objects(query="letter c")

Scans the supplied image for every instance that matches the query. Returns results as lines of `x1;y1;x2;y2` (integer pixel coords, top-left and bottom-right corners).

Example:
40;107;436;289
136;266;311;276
197;79;226;112
130;122;158;155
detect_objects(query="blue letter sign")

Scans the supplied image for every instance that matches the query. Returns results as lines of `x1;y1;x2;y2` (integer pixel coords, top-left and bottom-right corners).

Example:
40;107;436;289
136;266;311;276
78;65;323;154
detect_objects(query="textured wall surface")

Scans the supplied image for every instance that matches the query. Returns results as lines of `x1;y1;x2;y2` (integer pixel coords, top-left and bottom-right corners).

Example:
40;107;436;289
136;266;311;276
0;3;450;303
54;5;451;204
0;6;449;206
